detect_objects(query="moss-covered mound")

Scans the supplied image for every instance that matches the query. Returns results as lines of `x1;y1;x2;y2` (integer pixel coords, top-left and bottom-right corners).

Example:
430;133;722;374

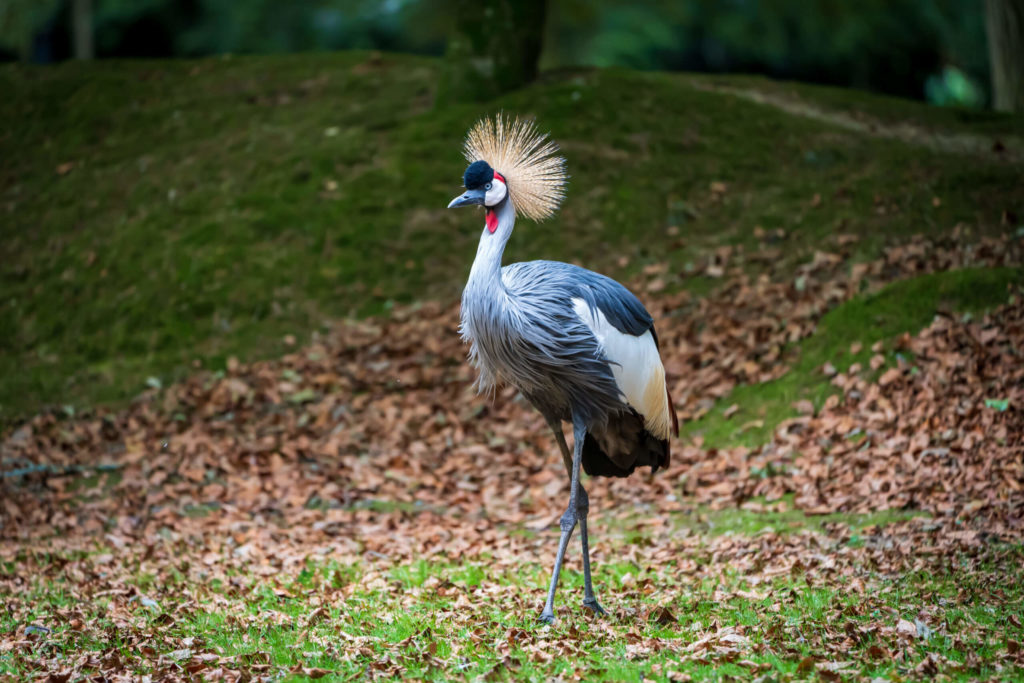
1;52;1021;421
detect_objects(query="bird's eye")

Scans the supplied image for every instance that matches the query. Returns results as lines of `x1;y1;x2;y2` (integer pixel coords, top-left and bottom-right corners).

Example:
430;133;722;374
485;182;492;191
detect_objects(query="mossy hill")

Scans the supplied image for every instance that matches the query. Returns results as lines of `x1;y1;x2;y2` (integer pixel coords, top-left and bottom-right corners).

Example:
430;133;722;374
2;52;1021;426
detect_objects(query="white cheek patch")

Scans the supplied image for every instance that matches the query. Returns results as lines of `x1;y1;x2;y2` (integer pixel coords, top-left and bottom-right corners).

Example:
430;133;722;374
484;179;507;206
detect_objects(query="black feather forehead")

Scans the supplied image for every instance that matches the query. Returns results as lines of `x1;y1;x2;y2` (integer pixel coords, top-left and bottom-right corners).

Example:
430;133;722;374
463;160;494;190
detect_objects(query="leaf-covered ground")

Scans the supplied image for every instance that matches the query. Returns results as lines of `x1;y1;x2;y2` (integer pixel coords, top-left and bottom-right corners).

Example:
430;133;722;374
3;224;1023;680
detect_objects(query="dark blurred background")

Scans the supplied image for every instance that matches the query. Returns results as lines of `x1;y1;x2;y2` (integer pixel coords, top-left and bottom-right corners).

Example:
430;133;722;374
2;0;1020;111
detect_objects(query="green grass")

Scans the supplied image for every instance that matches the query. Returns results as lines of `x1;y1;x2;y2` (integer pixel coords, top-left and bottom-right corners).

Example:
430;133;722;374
3;53;1022;422
600;494;927;541
671;498;926;537
4;533;1022;681
682;266;1024;448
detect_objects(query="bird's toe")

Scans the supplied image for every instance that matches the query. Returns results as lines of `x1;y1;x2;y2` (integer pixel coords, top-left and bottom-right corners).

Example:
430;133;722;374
538;611;555;625
582;597;606;616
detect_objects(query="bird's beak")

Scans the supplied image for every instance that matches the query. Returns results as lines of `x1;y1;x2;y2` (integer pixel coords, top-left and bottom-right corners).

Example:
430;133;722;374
447;188;486;208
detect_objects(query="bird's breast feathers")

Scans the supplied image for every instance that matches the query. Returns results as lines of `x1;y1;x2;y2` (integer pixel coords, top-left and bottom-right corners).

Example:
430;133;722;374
571;297;672;440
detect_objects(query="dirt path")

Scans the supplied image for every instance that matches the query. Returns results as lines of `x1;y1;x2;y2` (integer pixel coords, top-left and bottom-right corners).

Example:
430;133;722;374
692;81;1023;163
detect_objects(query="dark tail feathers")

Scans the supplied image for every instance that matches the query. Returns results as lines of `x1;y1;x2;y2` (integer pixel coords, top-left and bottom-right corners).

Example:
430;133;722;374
581;409;671;478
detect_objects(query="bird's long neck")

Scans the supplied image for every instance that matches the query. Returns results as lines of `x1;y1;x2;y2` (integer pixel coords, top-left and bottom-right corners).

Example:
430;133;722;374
466;197;515;293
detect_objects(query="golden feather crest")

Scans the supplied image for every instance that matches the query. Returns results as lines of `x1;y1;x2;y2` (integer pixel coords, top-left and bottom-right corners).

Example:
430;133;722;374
463;114;568;222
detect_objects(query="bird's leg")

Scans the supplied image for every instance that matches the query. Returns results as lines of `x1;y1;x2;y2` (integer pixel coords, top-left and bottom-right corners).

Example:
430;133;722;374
545;417;605;617
539;414;586;624
545;416;573;476
578;487;605;616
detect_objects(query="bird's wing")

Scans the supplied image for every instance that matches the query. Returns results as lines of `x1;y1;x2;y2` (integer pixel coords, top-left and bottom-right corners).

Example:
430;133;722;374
568;267;654;337
567;267;677;440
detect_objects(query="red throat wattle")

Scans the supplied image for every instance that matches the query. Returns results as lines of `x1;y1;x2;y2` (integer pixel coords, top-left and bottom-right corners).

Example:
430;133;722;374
485;210;498;233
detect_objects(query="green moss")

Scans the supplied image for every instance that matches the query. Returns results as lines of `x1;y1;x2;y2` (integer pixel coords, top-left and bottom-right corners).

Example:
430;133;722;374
2;54;1021;421
682;267;1023;448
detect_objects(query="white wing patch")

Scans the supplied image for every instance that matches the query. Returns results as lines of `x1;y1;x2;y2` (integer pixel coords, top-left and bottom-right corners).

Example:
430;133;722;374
572;297;672;439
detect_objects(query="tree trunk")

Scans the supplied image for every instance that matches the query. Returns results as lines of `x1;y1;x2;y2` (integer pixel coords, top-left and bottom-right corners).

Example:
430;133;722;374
438;0;547;104
985;0;1024;112
72;0;93;60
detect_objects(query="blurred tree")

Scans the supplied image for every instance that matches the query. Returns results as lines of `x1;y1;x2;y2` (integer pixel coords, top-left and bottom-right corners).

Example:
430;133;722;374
165;0;440;57
0;0;60;59
437;0;547;103
985;0;1024;112
72;0;93;59
545;0;989;106
0;0;1000;110
1;0;441;62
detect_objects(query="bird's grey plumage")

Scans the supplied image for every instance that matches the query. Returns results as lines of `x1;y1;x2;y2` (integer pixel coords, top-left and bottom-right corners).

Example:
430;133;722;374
466;256;663;417
463;263;634;423
460;195;671;477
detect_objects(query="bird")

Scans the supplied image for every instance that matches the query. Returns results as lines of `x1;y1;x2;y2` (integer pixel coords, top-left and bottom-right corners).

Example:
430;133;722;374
447;114;678;623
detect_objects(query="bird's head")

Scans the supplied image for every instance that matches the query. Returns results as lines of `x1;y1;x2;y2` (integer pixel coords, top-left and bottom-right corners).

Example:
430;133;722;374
448;160;508;212
447;115;566;230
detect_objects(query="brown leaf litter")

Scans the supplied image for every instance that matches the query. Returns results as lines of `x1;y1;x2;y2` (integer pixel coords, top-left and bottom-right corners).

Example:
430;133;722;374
1;229;1022;679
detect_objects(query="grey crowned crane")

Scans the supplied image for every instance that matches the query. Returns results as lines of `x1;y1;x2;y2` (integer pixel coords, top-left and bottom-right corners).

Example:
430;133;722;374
448;115;678;623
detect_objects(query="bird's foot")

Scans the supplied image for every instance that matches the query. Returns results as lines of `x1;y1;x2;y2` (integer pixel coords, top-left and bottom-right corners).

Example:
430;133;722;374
582;597;606;616
538;611;555;625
